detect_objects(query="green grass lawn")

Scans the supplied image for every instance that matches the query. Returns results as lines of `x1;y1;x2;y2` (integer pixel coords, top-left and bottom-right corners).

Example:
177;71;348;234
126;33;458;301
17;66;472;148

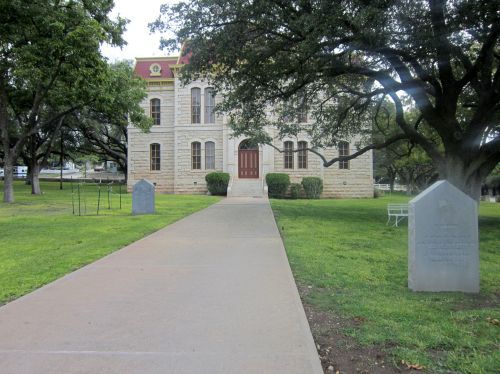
271;194;499;373
0;181;220;304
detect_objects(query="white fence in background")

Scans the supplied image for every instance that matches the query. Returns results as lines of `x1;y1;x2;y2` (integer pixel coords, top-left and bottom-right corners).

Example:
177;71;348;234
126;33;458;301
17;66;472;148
374;183;407;192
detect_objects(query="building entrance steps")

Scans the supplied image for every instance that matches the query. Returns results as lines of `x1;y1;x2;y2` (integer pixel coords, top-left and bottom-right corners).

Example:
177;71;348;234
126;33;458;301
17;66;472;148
228;178;265;197
0;197;323;374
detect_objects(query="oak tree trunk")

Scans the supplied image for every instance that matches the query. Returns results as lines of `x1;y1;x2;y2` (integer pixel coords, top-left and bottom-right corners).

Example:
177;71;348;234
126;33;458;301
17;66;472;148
387;166;397;193
2;158;15;203
437;156;483;202
31;163;42;195
0;79;14;203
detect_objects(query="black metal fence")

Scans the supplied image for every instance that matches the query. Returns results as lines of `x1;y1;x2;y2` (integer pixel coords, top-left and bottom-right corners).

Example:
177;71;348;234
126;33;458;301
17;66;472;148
71;179;124;216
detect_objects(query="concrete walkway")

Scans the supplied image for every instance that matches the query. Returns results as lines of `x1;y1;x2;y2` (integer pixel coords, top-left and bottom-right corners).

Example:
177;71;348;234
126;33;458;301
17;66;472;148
0;197;322;374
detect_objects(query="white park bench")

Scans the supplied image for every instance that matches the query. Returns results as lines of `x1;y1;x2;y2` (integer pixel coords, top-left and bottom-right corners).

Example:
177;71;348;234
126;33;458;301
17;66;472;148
386;204;409;227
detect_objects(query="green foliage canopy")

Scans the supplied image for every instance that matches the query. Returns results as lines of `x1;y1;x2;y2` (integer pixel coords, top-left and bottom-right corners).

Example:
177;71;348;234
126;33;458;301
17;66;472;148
0;0;127;202
71;61;152;175
152;0;500;199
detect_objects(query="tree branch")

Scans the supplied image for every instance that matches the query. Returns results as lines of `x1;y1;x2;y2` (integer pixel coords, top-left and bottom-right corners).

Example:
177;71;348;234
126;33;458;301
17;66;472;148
429;0;455;85
387;91;443;163
457;20;500;92
322;133;408;167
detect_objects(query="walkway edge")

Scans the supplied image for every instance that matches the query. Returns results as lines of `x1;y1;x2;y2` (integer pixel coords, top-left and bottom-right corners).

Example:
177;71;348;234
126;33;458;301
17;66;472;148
263;199;323;373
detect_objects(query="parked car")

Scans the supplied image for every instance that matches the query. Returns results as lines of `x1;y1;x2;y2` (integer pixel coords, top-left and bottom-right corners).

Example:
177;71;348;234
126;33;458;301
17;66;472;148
13;166;28;178
0;167;27;178
93;163;105;172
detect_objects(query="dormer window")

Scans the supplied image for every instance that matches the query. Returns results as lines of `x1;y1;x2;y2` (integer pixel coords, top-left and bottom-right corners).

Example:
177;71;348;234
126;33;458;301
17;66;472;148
149;63;161;76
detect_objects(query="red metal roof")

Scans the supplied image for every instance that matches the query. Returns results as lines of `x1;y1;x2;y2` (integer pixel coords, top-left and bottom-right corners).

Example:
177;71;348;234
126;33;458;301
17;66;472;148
134;58;177;79
177;50;192;65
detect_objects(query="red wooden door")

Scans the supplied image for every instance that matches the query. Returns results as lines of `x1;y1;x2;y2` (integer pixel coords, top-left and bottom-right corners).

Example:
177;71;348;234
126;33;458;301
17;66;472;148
238;149;259;178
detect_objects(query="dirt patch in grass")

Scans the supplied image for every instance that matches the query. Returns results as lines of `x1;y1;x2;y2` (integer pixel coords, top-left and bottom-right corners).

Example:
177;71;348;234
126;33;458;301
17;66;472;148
299;286;411;374
451;292;500;311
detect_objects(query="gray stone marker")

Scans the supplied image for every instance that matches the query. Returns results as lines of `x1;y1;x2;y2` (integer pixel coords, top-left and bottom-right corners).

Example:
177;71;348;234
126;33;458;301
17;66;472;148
408;180;479;293
132;179;155;215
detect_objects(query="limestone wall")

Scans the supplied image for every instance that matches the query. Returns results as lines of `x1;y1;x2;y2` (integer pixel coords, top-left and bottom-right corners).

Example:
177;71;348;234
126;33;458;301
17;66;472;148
127;75;374;198
270;133;373;198
173;129;224;194
127;85;175;192
173;80;225;194
323;146;373;198
271;136;324;180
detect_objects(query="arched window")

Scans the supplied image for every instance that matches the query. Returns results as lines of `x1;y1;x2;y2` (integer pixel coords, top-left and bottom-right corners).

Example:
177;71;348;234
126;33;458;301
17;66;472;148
297;96;307;123
191;88;201;123
150;99;160;126
283;96;307;123
205;141;215;169
204;87;215;123
239;139;258;150
150;143;160;171
339;141;349;169
191;142;201;169
284;141;294;169
298;141;308;169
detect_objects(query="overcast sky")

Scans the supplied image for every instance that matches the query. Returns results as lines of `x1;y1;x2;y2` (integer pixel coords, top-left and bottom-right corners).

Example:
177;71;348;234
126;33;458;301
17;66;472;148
101;0;179;62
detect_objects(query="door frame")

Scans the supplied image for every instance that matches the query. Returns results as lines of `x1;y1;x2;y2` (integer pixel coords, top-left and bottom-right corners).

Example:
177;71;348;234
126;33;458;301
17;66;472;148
238;140;259;179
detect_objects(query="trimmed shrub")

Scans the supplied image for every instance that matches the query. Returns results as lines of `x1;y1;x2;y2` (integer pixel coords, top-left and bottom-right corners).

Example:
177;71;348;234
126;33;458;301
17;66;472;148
485;175;500;189
374;188;384;198
484;175;500;197
301;177;323;199
266;173;290;198
290;183;302;199
205;172;230;195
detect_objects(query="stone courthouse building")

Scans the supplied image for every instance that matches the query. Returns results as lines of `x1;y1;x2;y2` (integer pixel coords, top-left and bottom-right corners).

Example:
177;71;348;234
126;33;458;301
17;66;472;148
127;56;373;197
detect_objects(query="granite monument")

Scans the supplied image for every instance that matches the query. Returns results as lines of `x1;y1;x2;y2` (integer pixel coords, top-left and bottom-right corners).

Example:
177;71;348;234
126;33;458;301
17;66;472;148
132;179;155;215
408;180;479;293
